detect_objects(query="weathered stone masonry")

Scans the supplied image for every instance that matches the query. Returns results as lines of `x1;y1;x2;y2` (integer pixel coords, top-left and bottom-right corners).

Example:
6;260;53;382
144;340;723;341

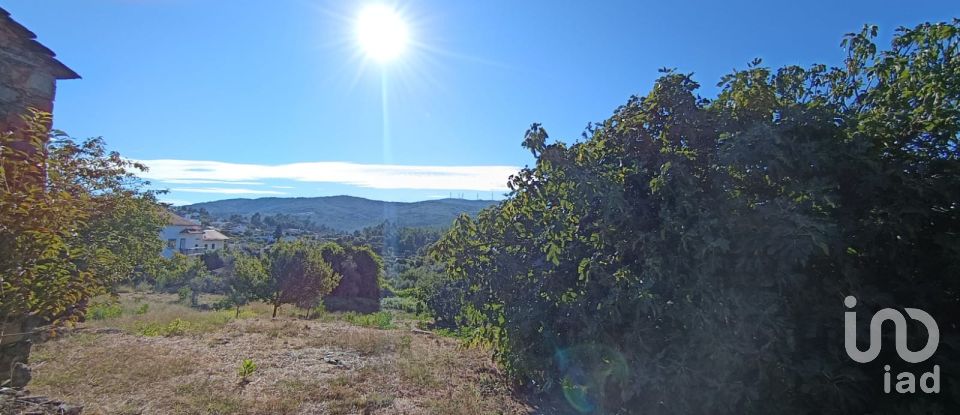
0;7;79;134
1;6;78;388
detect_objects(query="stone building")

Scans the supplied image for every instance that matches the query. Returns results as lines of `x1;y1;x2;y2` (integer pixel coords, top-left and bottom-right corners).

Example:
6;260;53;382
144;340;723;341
0;6;79;134
0;6;78;388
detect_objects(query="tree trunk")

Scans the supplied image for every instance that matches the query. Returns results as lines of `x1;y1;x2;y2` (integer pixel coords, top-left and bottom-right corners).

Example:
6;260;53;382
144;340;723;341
235;305;240;318
272;302;279;318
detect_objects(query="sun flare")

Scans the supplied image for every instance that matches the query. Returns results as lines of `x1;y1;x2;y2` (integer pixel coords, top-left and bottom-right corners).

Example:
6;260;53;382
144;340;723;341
356;5;409;62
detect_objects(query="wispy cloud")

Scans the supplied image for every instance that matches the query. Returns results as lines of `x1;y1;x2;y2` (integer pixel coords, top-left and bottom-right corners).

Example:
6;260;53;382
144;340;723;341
139;159;519;191
171;187;287;195
156;179;266;185
159;199;195;206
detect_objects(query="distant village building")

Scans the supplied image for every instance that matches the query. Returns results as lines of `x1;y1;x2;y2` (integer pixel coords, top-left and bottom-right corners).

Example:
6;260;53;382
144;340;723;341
161;211;230;257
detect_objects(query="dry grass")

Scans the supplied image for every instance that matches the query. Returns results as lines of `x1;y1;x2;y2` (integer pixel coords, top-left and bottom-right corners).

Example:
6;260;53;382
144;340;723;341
27;293;530;414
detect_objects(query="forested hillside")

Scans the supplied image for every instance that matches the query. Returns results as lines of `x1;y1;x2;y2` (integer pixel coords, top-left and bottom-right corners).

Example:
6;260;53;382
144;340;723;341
185;196;498;231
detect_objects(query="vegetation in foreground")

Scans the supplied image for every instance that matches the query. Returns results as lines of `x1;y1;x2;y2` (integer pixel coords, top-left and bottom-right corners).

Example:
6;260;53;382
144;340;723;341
28;293;528;415
5;16;959;415
429;21;960;414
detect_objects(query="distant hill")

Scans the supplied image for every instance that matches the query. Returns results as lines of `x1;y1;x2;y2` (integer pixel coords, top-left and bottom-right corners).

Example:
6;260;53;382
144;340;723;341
185;196;499;231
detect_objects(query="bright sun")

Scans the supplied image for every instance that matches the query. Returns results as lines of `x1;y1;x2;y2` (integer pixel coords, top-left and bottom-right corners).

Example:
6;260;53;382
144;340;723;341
356;5;409;62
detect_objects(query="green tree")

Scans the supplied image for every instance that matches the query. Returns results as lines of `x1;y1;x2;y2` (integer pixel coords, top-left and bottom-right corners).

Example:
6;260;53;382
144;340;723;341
1;111;165;386
226;253;269;317
1;111;165;325
432;21;960;414
262;240;340;317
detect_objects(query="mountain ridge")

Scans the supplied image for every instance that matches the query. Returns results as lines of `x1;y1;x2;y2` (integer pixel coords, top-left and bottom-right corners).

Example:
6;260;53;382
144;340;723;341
184;195;499;231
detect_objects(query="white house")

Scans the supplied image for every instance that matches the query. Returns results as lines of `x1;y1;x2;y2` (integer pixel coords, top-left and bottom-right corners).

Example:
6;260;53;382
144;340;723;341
161;211;230;258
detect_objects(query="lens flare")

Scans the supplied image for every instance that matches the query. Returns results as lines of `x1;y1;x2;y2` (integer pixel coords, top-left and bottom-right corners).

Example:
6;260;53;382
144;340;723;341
555;344;630;413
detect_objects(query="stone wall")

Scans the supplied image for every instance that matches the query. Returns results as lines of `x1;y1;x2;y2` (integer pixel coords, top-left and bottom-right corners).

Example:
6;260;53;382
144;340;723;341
0;317;42;387
0;6;78;388
0;7;77;135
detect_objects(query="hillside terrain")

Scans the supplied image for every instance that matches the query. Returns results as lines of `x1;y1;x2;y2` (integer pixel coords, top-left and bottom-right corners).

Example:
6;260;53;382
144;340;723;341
186;196;498;231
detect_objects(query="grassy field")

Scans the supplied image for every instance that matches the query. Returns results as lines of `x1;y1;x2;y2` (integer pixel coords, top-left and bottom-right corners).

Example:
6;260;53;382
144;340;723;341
27;293;530;414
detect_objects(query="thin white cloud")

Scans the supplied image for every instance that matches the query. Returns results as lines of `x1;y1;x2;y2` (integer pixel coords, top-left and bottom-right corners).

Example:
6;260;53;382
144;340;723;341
272;185;296;189
171;187;287;195
138;159;518;191
157;179;265;185
159;199;194;206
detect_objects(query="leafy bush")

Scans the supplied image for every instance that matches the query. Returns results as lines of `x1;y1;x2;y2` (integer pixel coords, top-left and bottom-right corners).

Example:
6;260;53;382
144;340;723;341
87;302;123;320
134;303;150;315
432;22;960;414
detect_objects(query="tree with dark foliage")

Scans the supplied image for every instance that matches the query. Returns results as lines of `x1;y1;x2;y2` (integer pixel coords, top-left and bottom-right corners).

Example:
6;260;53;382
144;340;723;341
432;22;960;414
262;240;340;317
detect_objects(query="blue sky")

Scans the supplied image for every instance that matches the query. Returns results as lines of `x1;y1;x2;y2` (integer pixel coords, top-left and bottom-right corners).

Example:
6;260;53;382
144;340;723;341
5;0;957;204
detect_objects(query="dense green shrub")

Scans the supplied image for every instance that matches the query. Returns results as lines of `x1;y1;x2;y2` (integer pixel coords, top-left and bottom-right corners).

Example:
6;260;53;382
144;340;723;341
432;22;960;414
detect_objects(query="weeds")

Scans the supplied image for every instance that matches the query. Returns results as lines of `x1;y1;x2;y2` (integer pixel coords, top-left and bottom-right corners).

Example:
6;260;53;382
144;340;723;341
342;311;394;329
88;302;123;320
237;358;257;385
137;318;191;336
134;303;150;315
